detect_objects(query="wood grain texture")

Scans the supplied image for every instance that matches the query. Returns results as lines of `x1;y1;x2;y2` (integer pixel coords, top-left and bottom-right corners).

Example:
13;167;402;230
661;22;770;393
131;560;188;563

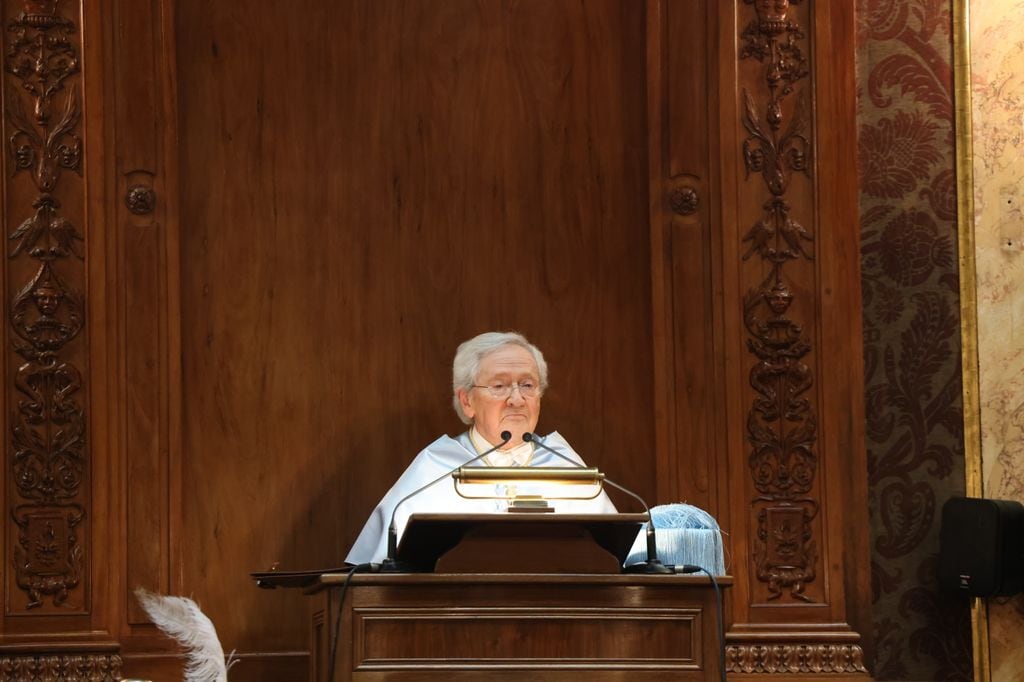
315;573;726;681
812;0;873;666
647;0;723;513
2;2;875;679
648;0;870;675
174;0;654;665
107;0;183;646
717;0;870;674
0;0;114;649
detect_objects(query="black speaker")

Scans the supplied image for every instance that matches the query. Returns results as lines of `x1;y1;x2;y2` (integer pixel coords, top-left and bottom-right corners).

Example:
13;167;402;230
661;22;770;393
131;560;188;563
938;496;1024;597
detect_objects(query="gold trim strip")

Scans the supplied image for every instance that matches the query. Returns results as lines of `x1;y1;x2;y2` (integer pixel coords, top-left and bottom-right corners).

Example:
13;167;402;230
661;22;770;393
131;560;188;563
952;1;989;680
453;467;603;484
954;0;981;499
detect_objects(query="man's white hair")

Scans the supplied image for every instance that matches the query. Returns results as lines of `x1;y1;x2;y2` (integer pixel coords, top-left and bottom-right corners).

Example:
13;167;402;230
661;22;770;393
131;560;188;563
451;331;548;424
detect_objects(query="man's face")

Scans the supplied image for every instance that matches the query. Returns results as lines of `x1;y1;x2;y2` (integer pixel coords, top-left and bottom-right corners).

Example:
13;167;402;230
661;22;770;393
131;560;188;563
457;344;541;449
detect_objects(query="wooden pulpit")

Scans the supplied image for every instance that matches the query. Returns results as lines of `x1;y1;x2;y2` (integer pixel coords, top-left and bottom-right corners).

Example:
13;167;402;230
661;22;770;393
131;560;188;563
257;514;730;681
308;572;728;681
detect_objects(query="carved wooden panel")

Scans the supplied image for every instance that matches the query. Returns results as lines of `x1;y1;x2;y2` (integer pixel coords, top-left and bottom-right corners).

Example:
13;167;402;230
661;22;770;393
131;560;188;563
354;608;699;668
738;0;819;606
2;0;172;665
723;0;871;673
728;644;867;676
320;574;725;681
0;653;121;680
650;0;871;676
0;2;872;679
3;0;89;616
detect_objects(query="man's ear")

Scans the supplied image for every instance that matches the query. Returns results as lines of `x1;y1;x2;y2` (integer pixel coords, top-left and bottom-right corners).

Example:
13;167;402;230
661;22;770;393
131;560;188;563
457;389;475;420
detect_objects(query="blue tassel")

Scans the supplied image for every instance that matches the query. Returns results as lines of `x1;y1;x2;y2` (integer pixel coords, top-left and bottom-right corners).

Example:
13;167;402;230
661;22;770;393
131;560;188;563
625;503;726;574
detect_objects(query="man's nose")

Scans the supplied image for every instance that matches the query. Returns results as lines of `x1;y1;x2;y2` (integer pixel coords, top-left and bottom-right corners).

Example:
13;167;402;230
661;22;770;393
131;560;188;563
506;385;527;403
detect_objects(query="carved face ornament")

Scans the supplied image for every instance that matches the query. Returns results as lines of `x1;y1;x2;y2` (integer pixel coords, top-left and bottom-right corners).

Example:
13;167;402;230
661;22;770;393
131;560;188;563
754;0;791;35
766;282;794;315
33;284;62;317
25;1;60;21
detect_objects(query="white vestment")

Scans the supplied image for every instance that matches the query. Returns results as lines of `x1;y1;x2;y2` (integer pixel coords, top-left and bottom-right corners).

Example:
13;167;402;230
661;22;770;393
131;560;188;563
345;431;617;565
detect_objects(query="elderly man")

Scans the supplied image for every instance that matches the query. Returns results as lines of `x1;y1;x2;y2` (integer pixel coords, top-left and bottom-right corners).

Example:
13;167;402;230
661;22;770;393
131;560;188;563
345;331;616;565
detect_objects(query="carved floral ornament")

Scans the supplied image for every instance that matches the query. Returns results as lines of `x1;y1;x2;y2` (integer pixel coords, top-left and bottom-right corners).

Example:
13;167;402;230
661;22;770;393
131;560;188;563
4;0;87;610
726;643;867;675
669;186;699;216
751;0;797;35
5;4;80;187
0;653;121;681
739;0;819;604
126;183;157;215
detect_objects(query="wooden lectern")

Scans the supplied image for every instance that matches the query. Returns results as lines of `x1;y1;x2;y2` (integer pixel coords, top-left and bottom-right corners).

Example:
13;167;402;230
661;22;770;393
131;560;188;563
308;571;727;681
260;514;729;681
392;512;647;574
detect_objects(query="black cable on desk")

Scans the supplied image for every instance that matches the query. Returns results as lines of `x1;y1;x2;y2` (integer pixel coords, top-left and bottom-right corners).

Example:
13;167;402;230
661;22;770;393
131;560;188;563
675;565;725;682
326;563;373;682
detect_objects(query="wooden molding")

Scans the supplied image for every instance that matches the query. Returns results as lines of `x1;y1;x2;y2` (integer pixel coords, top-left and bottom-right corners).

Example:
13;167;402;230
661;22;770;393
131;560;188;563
726;642;867;675
0;653;121;680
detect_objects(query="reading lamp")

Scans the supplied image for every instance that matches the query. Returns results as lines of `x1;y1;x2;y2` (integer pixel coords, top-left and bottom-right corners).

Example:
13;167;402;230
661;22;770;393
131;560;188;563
452;466;604;512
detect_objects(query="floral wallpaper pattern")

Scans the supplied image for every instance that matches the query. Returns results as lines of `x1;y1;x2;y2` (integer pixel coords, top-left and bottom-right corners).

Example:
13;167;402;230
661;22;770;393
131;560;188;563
856;0;973;679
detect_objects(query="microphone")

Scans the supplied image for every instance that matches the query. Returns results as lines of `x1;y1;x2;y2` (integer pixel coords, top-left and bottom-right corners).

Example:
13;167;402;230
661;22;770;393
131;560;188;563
522;432;673;574
379;429;513;572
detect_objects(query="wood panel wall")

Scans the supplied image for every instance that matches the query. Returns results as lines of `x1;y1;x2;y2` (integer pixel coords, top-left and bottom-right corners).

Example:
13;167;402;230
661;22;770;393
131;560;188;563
172;0;654;675
0;1;871;680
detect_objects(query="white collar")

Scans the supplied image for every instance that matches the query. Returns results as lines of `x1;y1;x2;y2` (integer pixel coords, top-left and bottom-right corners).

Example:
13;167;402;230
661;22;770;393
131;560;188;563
469;427;534;467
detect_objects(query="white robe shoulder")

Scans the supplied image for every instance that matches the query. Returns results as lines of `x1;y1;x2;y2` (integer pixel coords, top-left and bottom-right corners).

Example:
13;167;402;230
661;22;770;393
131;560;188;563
344;431;617;565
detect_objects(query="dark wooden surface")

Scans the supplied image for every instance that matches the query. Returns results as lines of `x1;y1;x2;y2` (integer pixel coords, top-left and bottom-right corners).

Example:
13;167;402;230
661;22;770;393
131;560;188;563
312;573;730;682
400;513;646;574
172;0;654;671
0;1;871;680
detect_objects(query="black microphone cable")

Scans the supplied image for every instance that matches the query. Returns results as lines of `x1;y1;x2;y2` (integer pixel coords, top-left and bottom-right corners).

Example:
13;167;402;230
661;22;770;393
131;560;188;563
676;564;726;682
327;562;374;682
522;432;672;574
380;430;512;572
523;432;722;674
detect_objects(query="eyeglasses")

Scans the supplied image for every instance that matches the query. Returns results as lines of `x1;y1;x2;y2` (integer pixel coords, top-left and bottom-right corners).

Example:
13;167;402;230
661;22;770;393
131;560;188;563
471;381;542;399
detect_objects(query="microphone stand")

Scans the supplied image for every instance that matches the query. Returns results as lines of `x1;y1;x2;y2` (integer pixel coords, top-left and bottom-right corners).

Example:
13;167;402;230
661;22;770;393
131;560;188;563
523;432;673;574
379;430;512;572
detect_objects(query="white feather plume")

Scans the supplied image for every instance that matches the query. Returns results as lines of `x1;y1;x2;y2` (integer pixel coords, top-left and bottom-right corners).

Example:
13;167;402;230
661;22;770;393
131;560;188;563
135;587;231;682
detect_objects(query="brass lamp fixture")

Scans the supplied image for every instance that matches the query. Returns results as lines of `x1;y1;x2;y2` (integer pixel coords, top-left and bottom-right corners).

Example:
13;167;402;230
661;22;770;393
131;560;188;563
452;466;606;512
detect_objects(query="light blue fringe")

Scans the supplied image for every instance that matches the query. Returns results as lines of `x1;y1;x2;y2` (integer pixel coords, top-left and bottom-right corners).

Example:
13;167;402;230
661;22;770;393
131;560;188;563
624;503;726;575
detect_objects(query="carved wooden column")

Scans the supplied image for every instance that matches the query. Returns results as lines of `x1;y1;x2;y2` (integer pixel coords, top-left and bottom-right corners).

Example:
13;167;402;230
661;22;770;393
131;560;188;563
0;0;120;676
649;1;872;677
725;0;871;675
1;0;180;675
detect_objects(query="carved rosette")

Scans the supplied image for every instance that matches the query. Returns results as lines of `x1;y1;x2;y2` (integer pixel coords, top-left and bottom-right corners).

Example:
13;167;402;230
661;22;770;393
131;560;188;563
668;182;699;216
739;0;819;603
4;0;87;611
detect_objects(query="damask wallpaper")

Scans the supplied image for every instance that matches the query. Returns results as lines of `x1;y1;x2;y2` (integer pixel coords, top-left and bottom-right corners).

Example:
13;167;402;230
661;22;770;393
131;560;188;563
968;1;1024;679
856;0;973;680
